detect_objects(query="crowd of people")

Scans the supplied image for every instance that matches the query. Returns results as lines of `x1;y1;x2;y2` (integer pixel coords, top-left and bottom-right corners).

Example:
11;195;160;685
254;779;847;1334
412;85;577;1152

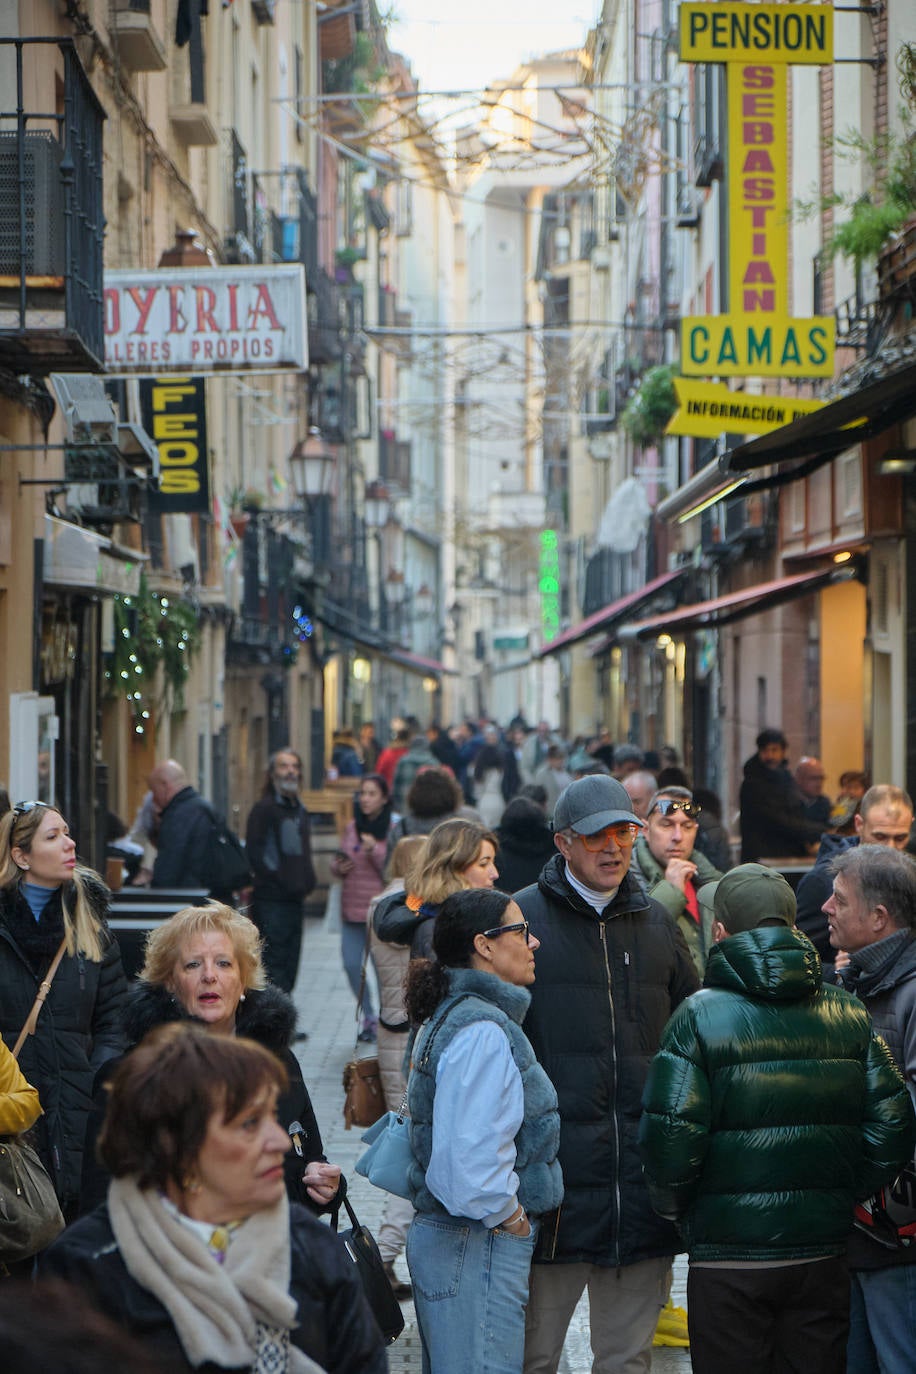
0;720;914;1374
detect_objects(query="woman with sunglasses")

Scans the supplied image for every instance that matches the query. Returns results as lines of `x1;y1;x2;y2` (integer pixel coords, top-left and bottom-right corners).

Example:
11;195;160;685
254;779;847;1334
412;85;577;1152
0;802;127;1220
403;887;563;1374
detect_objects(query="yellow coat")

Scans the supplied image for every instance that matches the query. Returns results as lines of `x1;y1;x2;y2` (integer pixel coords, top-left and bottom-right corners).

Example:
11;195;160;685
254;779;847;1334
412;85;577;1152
0;1040;41;1135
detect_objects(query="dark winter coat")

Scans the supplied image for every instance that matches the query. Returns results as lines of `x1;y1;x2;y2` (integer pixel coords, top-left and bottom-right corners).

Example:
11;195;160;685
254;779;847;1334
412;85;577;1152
81;982;335;1216
795;831;858;970
514;855;700;1268
39;1200;387;1374
374;890;438;960
0;874;127;1215
739;754;828;862
640;926;916;1261
495;816;558;895
150;787;216;891
245;790;317;904
841;929;916;1271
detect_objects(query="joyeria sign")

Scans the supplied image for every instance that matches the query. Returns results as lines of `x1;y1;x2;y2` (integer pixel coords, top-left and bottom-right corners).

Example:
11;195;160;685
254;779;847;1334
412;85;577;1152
679;3;835;379
104;265;307;375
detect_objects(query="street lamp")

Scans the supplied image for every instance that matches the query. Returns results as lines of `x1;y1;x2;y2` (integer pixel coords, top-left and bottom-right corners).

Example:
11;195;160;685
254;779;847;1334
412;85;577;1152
289;427;335;501
414;583;434;620
364;478;390;531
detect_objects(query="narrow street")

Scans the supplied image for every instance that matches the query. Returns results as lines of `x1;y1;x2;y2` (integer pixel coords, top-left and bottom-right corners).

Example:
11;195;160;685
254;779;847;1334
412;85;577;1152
292;892;692;1373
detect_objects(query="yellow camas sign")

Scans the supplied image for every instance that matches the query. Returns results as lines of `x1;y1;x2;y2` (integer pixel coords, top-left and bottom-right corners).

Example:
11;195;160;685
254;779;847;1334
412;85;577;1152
666;379;825;439
680;316;834;377
680;3;833;65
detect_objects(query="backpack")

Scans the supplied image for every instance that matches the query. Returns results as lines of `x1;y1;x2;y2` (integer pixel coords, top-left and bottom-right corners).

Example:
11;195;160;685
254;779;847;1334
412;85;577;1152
200;807;252;896
854;1161;916;1250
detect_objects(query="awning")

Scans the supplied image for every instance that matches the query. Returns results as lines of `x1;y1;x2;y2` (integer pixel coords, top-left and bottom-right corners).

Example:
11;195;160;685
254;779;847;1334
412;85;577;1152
720;359;916;477
311;599;454;675
538;568;686;658
386;648;455;678
655;460;747;523
43;515;143;597
617;563;861;642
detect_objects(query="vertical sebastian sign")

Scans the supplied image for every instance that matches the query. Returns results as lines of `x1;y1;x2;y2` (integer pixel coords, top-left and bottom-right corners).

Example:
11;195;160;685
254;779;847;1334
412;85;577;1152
139;377;210;515
729;62;788;319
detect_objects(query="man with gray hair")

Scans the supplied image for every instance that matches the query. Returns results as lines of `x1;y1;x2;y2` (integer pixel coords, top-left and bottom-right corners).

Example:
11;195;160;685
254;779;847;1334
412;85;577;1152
824;844;916;1372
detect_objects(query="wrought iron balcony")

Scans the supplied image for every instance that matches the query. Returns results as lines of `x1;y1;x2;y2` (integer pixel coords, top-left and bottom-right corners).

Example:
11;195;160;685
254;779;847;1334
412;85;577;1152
0;39;105;373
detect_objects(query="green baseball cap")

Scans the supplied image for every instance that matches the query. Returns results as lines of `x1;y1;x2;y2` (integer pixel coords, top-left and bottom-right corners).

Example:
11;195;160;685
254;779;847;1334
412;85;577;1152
713;863;797;934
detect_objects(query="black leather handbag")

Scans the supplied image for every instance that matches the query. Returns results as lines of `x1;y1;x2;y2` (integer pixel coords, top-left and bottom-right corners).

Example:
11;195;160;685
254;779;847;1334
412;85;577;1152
332;1194;405;1345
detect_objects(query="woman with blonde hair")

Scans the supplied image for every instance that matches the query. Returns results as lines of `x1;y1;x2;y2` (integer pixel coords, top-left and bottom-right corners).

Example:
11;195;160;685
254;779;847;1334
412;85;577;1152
374;817;499;960
0;801;127;1220
367;834;427;1297
83;902;341;1216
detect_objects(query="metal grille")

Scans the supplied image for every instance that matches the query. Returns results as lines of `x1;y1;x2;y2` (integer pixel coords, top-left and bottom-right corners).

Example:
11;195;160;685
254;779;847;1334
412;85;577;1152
0;130;64;275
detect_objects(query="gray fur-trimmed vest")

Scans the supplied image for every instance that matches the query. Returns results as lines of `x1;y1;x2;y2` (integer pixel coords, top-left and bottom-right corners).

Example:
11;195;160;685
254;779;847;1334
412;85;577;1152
406;967;563;1218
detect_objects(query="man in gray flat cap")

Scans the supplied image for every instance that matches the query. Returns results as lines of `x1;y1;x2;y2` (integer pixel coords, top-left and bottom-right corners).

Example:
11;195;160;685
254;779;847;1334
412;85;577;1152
516;775;700;1373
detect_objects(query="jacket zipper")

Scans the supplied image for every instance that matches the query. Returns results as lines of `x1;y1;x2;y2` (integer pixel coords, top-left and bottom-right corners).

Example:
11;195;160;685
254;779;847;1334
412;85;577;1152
599;920;621;1267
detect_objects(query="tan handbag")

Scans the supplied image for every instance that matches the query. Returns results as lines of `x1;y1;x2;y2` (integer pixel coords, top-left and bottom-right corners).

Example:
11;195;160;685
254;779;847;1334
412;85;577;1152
342;930;385;1130
342;1055;385;1130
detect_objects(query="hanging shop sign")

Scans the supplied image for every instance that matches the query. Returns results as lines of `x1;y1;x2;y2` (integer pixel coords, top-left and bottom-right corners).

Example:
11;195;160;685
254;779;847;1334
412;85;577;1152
139;377;210;514
679;8;834;379
539;530;561;643
104;265;307;374
666;378;825;439
679;3;833;65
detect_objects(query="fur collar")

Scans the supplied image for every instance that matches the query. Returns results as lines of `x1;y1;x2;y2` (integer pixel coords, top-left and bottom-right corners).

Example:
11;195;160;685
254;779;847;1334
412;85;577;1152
124;980;297;1054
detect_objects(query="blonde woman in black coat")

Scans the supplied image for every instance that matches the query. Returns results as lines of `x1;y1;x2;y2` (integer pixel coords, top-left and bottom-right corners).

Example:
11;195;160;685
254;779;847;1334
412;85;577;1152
0;802;127;1219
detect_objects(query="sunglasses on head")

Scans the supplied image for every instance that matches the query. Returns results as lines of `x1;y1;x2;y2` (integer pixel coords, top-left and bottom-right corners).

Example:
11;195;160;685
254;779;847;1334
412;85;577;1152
648;798;701;821
575;823;638;851
12;801;42;818
482;920;531;941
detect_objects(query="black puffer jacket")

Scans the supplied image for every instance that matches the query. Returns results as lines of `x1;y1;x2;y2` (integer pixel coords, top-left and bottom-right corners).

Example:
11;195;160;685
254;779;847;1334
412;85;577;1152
0;874;127;1215
39;1200;387;1374
82;983;336;1215
515;854;700;1267
739;755;827;862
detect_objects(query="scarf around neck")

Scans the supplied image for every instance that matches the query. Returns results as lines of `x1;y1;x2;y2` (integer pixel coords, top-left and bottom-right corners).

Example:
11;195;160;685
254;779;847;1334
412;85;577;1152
107;1178;324;1374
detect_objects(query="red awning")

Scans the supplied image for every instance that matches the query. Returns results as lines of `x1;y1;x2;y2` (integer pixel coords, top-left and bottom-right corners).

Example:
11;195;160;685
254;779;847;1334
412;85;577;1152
538;568;686;658
617;564;861;641
386;648;455;677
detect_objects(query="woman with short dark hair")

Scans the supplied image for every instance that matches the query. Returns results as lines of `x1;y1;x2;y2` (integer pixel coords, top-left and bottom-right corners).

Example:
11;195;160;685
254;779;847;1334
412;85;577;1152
403;888;563;1374
41;1023;386;1374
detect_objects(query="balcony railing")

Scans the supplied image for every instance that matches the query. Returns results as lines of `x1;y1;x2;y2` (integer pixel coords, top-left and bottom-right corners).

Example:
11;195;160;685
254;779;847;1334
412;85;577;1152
0;39;104;373
308;269;342;365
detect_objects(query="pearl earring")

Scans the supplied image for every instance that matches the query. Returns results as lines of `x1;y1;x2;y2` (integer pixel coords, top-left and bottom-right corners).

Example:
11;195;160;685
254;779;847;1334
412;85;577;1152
239;993;246;1002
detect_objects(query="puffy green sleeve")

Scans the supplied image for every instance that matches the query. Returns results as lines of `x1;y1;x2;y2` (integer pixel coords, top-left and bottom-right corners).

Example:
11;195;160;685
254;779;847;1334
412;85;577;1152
638;999;711;1220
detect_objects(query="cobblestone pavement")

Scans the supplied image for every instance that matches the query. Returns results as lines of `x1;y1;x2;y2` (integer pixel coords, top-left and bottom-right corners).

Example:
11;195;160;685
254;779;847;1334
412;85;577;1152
291;895;691;1373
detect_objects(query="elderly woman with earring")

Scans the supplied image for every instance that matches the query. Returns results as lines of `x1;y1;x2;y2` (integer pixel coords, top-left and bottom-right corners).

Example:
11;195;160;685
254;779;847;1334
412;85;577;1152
403;887;563;1374
0;801;127;1220
42;1023;387;1374
83;902;341;1216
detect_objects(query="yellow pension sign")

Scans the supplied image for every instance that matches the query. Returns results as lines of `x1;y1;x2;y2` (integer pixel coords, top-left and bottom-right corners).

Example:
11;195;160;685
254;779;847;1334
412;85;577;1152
666;379;825;439
680;3;833;65
681;316;835;378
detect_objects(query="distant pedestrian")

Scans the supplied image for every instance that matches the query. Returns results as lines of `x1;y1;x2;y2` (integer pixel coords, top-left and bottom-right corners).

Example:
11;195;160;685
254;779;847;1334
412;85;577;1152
796;755;832;827
391;717;439;812
640;863;915;1374
739;728;827;862
612;742;645;780
375;724;411;793
404;887;562;1374
623;769;658;822
473;744;512;828
147;760;219;893
533;745;572;820
245;748;317;993
385;765;470;863
495;797;557;895
329;774;392;1041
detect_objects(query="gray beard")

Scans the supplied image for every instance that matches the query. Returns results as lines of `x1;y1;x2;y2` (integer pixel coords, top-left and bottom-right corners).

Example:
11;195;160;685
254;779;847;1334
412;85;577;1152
275;778;300;797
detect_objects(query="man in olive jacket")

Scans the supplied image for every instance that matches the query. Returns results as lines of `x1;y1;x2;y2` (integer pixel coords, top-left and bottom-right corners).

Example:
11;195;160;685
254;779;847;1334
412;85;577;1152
639;864;915;1374
516;776;700;1374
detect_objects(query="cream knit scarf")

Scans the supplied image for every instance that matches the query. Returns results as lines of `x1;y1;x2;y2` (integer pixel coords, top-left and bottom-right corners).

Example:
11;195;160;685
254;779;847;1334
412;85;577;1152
108;1178;324;1374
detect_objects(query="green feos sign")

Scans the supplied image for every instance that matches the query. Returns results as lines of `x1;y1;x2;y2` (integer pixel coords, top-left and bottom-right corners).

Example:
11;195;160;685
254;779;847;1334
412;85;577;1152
539;530;560;642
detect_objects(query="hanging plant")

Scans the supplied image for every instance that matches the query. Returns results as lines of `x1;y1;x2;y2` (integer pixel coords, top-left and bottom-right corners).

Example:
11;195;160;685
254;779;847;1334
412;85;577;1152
621;365;677;448
106;573;202;735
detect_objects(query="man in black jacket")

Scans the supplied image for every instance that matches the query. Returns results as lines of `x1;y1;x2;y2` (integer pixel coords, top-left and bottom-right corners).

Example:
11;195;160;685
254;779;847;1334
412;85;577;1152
245;748;316;992
516;775;700;1373
739;727;827;862
148;760;214;890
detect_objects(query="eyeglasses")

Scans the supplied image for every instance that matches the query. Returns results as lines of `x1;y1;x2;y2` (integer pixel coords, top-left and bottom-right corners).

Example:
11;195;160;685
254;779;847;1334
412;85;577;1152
482;920;531;941
647;798;701;821
12;801;41;818
576;823;638;851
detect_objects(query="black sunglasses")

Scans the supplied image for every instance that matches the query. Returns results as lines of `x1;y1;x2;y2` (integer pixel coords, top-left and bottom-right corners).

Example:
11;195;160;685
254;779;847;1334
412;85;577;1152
648;798;701;820
482;920;531;941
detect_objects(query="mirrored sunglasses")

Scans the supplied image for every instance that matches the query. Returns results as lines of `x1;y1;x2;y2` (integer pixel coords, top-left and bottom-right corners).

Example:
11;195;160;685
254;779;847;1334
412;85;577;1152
12;801;42;818
648;798;701;821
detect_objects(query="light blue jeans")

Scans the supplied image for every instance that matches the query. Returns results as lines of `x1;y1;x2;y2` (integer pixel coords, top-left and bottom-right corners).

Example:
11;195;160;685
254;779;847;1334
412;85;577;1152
407;1212;539;1374
848;1265;916;1374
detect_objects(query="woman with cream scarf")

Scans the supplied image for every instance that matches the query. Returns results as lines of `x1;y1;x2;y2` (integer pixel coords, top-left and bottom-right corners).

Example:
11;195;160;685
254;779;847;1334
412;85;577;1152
40;1024;386;1374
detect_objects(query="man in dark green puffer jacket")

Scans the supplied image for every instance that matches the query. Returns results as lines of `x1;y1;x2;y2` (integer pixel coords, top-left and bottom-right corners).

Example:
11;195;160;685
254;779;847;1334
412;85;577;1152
639;863;915;1374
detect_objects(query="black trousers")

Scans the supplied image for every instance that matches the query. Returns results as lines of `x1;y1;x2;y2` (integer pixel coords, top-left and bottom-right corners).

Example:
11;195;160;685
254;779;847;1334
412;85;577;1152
252;897;304;992
687;1255;849;1374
